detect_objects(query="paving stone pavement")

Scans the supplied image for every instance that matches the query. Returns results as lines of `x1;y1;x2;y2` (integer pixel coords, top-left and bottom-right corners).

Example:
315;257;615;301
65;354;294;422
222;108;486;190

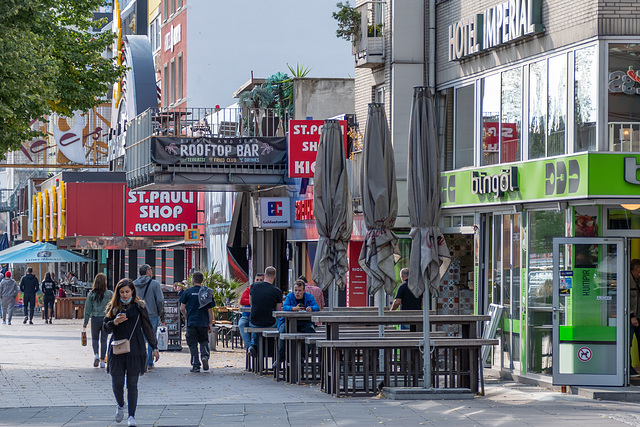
1;318;640;426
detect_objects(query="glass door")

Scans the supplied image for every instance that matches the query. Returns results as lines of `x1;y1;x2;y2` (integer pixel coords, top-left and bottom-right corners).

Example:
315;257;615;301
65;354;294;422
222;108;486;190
552;237;626;386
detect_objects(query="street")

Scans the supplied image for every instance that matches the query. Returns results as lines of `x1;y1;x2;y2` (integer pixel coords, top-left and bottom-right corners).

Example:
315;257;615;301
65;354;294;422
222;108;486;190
1;319;640;426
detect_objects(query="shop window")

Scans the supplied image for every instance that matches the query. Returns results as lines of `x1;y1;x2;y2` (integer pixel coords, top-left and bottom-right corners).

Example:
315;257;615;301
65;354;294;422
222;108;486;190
481;74;501;166
438;88;454;171
608;44;640;152
527;209;565;375
574;46;597;152
529;60;547;159
455;85;474;168
547;55;567;157
502;68;522;163
607;208;640;230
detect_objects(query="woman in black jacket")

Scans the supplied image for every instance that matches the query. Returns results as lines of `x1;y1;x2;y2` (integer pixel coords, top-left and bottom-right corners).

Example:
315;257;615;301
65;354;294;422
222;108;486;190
103;279;159;427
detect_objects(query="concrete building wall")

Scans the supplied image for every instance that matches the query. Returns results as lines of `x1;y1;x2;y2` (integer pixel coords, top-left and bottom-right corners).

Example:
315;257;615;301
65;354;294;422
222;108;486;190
293;78;355;120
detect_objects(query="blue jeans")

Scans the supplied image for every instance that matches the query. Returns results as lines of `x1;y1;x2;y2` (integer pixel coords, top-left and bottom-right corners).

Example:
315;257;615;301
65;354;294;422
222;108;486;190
249;320;276;348
147;316;159;366
238;316;251;349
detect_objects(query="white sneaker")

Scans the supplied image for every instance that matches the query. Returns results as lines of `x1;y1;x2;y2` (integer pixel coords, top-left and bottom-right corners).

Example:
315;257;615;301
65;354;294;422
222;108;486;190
100;360;106;368
115;405;125;423
127;415;137;426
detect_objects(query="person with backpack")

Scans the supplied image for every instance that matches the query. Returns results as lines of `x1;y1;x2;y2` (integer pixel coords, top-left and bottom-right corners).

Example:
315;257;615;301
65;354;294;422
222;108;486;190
41;272;58;324
83;273;114;368
179;271;214;373
19;267;40;324
133;265;164;369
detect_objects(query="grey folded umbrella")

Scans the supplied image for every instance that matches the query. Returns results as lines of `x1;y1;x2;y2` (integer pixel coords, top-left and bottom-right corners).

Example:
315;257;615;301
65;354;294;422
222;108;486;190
359;103;399;296
312;120;353;291
407;87;450;298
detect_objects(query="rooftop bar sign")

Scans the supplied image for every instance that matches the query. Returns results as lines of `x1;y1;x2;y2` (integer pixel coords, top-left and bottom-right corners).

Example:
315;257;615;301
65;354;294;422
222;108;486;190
448;0;543;61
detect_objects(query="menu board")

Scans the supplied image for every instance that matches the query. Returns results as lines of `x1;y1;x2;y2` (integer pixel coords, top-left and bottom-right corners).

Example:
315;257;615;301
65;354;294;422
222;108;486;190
163;294;182;351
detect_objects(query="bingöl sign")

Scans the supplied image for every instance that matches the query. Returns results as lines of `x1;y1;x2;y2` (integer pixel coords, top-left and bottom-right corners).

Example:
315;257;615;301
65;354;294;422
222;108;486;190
125;189;197;236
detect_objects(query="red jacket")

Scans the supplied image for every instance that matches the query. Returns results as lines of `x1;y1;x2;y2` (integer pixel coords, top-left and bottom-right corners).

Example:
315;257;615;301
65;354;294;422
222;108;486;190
240;287;250;306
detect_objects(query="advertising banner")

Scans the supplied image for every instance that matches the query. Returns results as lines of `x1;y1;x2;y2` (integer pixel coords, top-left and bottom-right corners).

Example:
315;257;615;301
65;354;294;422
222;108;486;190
347;241;367;307
259;197;291;229
288;120;347;178
150;136;286;166
125;189;197;236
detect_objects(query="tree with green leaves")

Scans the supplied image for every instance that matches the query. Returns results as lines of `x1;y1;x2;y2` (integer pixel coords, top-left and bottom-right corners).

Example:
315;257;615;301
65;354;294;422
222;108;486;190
0;0;124;155
332;2;360;44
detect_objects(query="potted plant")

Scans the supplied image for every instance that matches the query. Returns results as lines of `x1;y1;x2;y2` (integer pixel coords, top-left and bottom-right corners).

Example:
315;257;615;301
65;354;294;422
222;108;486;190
333;1;361;52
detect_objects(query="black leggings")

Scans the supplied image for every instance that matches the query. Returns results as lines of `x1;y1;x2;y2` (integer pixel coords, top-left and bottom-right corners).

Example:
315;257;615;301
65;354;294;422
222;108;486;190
111;373;139;417
90;316;108;359
43;297;55;319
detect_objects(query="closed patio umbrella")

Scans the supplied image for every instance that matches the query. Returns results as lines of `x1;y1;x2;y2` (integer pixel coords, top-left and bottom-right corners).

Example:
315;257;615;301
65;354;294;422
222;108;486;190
359;103;399;312
407;87;451;389
312;120;353;308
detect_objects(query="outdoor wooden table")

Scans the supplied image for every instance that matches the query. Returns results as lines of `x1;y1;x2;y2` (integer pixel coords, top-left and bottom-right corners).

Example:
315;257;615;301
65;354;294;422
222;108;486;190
239;306;251;314
272;311;318;383
310;314;490;340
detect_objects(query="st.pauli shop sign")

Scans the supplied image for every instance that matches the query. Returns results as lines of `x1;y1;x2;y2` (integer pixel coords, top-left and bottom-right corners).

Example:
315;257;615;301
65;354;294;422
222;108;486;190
125;189;197;236
150;136;287;166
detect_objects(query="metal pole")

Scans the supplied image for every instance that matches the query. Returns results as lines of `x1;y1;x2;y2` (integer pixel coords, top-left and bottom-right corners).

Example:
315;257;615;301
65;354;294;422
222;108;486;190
423;281;431;389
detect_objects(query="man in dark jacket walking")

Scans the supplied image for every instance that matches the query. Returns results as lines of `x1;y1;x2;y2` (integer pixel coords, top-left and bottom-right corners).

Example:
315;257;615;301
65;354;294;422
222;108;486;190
133;264;165;368
20;267;40;324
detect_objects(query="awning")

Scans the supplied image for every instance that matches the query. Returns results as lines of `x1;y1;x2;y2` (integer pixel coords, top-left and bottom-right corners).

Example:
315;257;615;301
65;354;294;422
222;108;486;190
151;239;203;249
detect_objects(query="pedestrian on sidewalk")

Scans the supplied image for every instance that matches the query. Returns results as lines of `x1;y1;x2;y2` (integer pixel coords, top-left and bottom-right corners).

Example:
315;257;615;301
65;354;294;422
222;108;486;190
41;272;58;324
19;267;39;324
0;271;19;325
133;264;164;370
83;273;113;368
103;278;159;427
179;271;214;373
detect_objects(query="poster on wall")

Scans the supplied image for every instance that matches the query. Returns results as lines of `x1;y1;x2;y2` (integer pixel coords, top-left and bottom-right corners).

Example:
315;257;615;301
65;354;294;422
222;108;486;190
574;206;599;267
125;189;198;236
288;120;347;178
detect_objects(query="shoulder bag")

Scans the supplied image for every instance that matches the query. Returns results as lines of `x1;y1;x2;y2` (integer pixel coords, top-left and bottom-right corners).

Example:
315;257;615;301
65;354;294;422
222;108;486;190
111;309;140;355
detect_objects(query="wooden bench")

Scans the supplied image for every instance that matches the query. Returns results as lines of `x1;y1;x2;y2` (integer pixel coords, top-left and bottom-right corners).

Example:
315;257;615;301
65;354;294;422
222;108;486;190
317;338;498;397
244;327;277;375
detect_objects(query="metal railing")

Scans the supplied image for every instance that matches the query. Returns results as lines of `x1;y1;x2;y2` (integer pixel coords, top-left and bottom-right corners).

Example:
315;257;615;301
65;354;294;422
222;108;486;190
609;122;640;152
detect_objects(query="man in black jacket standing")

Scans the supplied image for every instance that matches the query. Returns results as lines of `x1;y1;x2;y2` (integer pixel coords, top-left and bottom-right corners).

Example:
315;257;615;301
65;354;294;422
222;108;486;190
20;267;40;324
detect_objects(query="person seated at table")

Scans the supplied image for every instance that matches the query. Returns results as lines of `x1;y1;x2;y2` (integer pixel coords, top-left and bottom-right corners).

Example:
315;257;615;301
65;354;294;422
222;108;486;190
238;273;263;351
248;267;282;358
298;275;324;310
277;279;320;363
391;268;422;331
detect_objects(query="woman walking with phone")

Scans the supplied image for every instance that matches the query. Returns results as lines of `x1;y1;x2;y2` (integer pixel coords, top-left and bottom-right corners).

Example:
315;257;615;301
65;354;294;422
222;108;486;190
103;279;159;426
83;273;113;367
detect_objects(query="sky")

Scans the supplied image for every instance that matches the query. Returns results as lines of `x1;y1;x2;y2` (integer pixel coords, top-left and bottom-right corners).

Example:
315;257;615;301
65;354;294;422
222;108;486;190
187;0;355;107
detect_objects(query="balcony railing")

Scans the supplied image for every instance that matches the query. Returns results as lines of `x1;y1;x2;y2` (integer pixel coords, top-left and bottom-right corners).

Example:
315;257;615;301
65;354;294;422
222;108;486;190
124;107;290;189
354;1;385;68
609;122;640;152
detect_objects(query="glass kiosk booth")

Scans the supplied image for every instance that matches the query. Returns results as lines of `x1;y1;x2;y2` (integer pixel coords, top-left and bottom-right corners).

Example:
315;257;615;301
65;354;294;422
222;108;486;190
553;237;626;386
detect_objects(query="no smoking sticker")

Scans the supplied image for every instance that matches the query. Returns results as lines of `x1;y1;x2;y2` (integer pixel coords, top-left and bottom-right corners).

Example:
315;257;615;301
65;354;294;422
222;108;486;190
578;347;592;362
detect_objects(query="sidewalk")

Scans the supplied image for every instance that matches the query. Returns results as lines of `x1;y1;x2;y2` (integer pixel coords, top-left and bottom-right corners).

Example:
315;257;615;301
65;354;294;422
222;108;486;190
1;319;640;426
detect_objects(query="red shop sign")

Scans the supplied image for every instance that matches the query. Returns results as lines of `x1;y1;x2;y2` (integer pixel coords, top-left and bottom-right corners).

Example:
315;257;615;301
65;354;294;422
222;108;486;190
288;120;347;178
125;189;197;236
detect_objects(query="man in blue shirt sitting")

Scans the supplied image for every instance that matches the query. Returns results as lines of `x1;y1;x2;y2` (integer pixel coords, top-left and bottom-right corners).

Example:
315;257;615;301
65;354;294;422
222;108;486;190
180;271;214;373
277;279;319;362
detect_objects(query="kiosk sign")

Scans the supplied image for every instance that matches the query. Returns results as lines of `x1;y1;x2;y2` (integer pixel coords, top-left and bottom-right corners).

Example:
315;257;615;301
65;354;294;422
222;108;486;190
125;189;197;236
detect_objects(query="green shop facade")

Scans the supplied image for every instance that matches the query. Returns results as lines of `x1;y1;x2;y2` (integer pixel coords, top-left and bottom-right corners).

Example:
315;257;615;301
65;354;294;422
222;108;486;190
435;0;640;387
441;153;640;386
